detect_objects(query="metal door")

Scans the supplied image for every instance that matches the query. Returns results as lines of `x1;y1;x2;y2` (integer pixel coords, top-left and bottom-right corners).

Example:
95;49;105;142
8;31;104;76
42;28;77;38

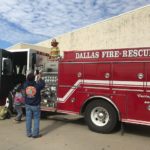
113;62;147;122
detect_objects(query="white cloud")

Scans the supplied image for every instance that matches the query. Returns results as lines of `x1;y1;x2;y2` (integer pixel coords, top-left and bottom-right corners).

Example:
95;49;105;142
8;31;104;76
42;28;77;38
0;18;48;44
0;0;149;46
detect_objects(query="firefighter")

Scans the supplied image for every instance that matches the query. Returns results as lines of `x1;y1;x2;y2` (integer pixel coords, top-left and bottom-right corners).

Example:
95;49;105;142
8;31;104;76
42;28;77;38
50;38;60;60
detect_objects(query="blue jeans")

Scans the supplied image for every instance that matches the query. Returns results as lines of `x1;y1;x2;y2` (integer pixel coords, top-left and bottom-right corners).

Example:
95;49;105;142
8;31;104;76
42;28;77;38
14;104;23;121
25;104;41;137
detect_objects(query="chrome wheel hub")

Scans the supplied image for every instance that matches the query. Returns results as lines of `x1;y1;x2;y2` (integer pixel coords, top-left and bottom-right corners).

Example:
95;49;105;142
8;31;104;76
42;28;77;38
91;107;109;126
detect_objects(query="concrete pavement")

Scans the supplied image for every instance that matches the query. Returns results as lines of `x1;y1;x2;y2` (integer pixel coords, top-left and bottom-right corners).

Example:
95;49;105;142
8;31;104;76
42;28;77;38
0;114;150;150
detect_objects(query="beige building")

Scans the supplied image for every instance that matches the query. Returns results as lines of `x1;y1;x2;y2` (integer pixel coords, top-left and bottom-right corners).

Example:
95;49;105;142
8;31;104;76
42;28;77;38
8;5;150;54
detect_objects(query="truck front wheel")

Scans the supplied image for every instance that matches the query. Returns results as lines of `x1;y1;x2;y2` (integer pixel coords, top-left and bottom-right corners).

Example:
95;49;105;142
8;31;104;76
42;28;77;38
85;100;118;133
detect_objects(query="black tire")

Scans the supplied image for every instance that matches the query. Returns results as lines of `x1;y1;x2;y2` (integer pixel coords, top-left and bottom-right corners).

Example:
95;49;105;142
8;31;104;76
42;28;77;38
7;92;14;113
85;100;118;133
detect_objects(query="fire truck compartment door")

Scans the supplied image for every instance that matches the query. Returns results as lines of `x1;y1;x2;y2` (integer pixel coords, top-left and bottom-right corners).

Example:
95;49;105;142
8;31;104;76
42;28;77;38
57;63;83;111
114;62;149;122
82;63;111;89
74;63;111;111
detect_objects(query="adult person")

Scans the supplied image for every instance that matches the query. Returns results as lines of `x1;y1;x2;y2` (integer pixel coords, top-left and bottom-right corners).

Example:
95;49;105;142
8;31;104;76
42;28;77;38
34;70;40;82
34;69;42;83
50;38;60;60
23;72;45;138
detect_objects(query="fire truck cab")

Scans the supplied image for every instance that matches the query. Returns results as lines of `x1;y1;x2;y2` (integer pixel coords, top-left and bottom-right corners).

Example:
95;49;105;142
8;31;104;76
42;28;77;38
0;48;49;106
0;49;13;105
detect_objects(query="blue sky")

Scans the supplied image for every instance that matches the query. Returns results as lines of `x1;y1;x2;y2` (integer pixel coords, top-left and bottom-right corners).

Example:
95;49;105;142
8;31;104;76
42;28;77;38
0;0;150;49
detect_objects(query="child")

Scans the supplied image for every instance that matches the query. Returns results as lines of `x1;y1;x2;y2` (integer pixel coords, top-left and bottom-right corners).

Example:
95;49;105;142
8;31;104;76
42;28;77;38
13;85;24;122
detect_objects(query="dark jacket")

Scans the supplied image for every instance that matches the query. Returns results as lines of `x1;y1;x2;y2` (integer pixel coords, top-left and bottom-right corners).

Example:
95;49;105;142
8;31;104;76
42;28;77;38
23;79;45;106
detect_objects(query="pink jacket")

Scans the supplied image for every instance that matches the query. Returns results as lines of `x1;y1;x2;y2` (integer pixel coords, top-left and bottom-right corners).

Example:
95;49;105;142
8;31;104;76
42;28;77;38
14;92;24;104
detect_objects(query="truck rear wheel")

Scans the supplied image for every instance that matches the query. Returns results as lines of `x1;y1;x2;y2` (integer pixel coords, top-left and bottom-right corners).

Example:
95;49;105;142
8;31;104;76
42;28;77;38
7;92;14;113
85;100;118;133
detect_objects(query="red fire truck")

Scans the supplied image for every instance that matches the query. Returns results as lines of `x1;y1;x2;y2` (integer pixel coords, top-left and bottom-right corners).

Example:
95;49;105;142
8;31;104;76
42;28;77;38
1;47;150;133
41;47;150;133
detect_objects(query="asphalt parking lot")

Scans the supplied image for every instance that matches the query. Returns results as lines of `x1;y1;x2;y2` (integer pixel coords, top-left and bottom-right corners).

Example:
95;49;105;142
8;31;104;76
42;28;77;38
0;114;150;150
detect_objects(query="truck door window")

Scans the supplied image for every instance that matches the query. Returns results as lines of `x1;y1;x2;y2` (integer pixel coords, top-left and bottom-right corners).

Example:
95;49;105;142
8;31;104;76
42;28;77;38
2;57;12;75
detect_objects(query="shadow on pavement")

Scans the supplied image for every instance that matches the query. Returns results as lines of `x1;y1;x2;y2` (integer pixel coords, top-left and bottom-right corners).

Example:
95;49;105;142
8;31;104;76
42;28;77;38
121;123;150;137
40;114;86;135
40;120;67;136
